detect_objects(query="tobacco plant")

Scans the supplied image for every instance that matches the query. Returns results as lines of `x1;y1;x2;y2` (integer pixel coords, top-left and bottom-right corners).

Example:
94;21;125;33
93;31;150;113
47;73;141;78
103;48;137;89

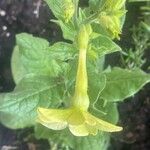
0;0;150;149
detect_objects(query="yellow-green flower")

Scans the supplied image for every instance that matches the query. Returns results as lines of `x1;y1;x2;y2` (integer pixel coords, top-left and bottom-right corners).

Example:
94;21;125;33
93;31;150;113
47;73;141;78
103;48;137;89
37;107;122;136
37;25;123;136
98;0;126;39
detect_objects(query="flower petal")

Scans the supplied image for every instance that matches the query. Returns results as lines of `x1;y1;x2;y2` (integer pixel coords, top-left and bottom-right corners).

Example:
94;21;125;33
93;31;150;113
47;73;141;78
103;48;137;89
83;111;97;126
37;119;67;130
84;112;123;132
37;107;71;130
85;124;98;135
69;123;98;136
94;117;122;132
69;124;89;136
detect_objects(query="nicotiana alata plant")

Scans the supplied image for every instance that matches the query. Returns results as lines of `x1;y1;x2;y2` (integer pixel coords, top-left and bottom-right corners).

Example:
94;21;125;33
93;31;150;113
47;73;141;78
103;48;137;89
0;0;150;149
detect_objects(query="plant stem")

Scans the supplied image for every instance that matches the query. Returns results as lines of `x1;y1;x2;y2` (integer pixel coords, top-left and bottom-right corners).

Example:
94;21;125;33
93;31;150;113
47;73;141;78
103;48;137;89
73;0;79;28
83;12;98;24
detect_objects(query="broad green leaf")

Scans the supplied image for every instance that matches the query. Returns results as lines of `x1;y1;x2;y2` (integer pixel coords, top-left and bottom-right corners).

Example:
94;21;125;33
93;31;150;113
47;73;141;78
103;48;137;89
101;67;150;102
0;75;64;129
35;124;110;150
48;41;75;59
91;101;119;125
88;73;106;105
51;19;76;41
11;46;26;84
74;133;110;150
16;33;49;54
105;103;119;124
51;8;88;41
15;33;73;82
16;33;51;77
35;126;75;148
44;0;66;20
90;35;122;58
44;0;75;23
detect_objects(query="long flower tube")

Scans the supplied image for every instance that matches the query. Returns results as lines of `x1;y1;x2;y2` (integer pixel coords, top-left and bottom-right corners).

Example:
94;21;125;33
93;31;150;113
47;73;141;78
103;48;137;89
37;25;123;136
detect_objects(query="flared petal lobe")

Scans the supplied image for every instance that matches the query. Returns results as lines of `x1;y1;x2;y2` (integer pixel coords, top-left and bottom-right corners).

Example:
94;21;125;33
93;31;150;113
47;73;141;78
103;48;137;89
83;112;123;132
37;107;71;130
37;107;85;130
68;111;122;136
37;107;122;136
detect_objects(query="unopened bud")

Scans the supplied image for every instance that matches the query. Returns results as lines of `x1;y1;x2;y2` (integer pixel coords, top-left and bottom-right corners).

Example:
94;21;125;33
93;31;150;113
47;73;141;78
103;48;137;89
97;0;126;39
63;0;75;23
98;11;122;39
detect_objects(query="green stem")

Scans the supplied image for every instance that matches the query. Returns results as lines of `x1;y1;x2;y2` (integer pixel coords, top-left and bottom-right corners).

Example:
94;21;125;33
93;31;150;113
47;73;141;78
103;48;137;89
83;12;98;24
73;0;79;28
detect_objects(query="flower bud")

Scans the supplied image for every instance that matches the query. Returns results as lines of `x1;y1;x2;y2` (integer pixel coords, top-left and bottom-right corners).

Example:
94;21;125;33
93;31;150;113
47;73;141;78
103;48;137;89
98;12;121;39
63;0;75;23
97;0;126;39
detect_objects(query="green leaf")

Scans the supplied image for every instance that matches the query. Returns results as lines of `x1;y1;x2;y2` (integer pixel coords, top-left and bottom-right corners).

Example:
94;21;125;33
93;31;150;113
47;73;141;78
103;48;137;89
35;126;75;148
105;103;119;124
88;73;106;104
91;101;119;125
51;8;88;41
14;33;73;82
16;33;49;54
44;0;65;20
90;35;122;58
100;67;150;102
11;46;26;84
35;124;110;150
74;133;110;150
0;75;64;129
44;0;75;23
52;19;76;41
48;41;75;60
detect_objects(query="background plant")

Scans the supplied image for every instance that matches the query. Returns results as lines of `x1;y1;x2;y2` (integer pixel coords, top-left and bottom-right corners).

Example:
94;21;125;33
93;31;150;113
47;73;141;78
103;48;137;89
0;0;150;150
121;0;150;69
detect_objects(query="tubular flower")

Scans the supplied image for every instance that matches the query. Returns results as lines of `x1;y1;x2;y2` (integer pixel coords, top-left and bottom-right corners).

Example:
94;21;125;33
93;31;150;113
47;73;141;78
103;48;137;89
98;0;127;39
37;25;123;136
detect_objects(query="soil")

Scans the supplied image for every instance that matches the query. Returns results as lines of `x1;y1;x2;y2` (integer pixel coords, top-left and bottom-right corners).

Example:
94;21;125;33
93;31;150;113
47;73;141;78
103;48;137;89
0;1;150;150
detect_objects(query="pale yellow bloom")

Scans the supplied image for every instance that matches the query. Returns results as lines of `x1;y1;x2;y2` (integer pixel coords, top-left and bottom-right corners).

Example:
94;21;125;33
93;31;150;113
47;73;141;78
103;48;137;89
98;0;127;39
37;25;123;136
37;107;122;136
